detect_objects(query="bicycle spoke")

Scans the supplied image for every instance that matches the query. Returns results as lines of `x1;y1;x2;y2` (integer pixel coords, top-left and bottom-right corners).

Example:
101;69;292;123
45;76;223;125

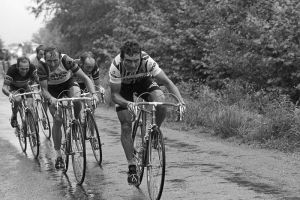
27;110;39;158
86;113;102;165
71;121;86;185
147;128;165;200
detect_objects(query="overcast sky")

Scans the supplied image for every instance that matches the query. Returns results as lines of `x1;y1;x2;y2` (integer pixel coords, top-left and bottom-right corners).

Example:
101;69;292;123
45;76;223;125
0;0;44;46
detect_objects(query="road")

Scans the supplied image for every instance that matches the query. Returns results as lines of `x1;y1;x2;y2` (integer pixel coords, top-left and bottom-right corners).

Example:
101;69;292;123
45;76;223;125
0;76;299;199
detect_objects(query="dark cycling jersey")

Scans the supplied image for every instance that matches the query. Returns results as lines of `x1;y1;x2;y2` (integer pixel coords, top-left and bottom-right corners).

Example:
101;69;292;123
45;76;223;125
73;59;100;84
4;64;38;89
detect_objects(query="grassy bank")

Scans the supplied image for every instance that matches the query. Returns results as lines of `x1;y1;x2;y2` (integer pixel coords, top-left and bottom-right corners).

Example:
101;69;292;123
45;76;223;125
178;81;300;152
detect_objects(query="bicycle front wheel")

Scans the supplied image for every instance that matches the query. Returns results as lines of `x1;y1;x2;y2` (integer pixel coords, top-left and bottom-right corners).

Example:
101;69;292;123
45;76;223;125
132;117;146;187
17;107;27;152
27;110;40;159
36;100;51;139
86;111;102;165
147;127;165;200
71;120;86;185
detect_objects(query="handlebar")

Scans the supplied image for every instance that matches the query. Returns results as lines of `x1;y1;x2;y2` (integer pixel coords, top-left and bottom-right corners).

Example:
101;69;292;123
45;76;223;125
130;101;185;122
13;90;41;98
55;96;96;111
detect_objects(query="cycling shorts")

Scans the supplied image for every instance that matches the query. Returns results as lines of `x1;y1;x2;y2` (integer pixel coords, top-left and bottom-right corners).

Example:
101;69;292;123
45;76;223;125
48;78;79;99
116;77;161;112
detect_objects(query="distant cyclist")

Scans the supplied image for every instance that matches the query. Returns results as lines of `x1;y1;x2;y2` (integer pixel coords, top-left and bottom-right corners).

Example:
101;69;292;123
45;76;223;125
29;44;45;69
74;51;105;95
2;56;38;128
38;47;99;169
109;40;185;185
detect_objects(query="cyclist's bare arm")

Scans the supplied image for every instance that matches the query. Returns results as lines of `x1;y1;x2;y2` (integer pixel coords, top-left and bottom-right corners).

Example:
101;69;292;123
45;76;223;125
154;70;185;104
40;79;55;104
2;83;11;97
110;82;131;107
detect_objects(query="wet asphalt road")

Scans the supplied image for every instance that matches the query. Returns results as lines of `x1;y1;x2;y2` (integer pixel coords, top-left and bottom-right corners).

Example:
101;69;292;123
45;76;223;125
0;74;300;199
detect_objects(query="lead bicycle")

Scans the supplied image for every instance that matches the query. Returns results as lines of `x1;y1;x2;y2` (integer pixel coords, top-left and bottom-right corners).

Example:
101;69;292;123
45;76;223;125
12;89;41;158
56;92;96;185
131;93;184;200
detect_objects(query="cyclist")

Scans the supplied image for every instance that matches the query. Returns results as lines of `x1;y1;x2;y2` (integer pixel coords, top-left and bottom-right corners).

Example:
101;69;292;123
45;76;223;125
2;56;39;128
109;40;185;185
29;44;45;69
74;51;105;95
37;47;99;169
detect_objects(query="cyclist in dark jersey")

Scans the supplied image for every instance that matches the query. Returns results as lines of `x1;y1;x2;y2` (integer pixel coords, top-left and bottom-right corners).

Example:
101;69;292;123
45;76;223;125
38;47;99;169
2;56;38;128
109;40;186;185
73;51;104;93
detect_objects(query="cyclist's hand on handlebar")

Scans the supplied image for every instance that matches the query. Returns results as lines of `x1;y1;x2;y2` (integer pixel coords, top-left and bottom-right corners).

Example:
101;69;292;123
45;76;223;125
92;93;100;105
99;86;105;94
50;97;58;106
9;93;15;103
180;102;186;113
127;102;137;116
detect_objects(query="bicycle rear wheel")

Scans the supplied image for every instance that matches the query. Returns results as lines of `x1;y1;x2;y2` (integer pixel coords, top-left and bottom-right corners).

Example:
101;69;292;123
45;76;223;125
17;107;27;152
71;120;86;185
86;111;102;165
132;111;147;187
147;127;165;200
36;100;51;139
27;110;40;159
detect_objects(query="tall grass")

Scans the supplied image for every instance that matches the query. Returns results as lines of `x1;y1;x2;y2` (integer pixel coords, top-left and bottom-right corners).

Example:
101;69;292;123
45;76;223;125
178;80;300;152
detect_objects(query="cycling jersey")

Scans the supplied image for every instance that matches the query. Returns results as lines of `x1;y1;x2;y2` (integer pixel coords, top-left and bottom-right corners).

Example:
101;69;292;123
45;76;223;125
109;51;162;85
73;59;100;84
4;64;38;89
38;54;79;85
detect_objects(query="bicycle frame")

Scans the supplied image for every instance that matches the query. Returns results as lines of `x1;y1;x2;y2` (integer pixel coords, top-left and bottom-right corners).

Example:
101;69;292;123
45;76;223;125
132;100;183;200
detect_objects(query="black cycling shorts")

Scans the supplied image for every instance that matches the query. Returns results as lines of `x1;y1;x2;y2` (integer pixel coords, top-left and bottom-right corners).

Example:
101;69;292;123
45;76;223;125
48;78;79;99
116;77;161;112
78;82;86;92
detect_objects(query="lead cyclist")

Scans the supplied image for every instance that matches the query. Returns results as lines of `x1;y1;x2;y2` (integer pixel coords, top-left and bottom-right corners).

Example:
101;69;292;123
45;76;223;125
109;40;186;186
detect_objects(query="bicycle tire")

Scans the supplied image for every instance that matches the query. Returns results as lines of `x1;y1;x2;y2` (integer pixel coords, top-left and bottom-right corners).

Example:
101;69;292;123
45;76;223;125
86;111;102;165
61;109;70;172
147;126;165;200
27;110;40;159
36;100;51;139
132;111;147;187
71;120;86;185
17;107;27;152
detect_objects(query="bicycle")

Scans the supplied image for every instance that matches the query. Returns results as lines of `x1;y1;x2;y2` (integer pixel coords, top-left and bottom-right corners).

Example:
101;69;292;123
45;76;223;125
29;84;52;139
12;89;41;159
56;93;95;185
131;93;184;200
80;91;103;165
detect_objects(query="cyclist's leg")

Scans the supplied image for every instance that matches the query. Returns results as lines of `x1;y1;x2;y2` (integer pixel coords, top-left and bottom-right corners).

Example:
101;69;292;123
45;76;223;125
148;89;166;127
10;89;22;127
117;108;135;165
48;84;65;168
78;82;87;123
136;78;166;127
68;81;81;119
